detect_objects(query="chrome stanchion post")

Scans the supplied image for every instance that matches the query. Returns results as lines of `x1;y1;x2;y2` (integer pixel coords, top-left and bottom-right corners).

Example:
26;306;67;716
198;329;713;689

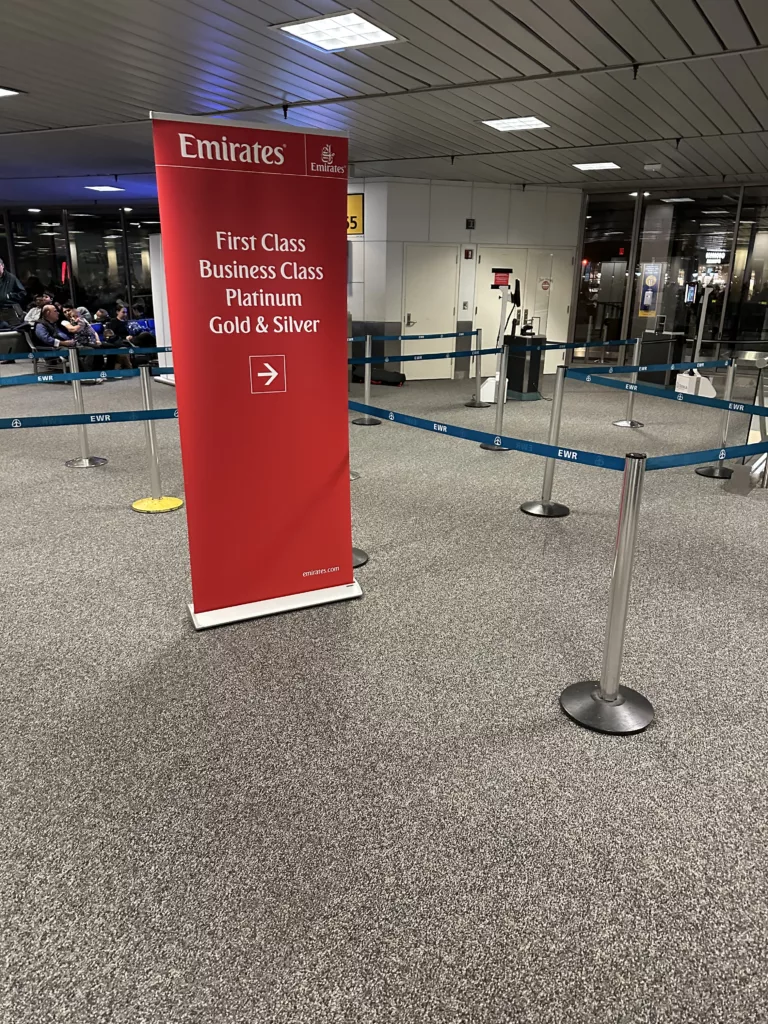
465;327;491;408
696;359;736;480
479;330;512;451
132;365;183;513
352;334;381;426
613;337;644;428
520;365;570;517
64;347;108;469
560;453;654;734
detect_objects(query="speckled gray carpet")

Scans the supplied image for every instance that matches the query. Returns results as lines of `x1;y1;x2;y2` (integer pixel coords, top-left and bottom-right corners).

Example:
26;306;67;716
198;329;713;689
1;365;767;1024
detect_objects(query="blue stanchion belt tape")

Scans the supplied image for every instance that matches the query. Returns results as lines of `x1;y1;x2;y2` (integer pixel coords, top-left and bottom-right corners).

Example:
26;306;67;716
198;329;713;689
3;346;171;359
647;438;768;471
372;330;478;342
0;408;178;430
349;346;501;366
582;359;730;375
349;338;633;365
0;366;175;386
568;368;768;419
348;400;625;471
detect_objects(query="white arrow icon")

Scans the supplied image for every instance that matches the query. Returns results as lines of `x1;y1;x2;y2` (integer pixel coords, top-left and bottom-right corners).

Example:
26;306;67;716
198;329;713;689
257;362;278;386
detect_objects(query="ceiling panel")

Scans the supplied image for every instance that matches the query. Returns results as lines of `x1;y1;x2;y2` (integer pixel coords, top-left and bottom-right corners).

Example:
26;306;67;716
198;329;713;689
697;0;760;50
1;0;768;199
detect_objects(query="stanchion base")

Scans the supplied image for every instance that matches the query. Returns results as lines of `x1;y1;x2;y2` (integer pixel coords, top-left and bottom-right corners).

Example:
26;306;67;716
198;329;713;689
132;496;184;514
695;464;733;480
352;415;381;426
479;442;510;452
350;470;360;481
520;499;570;518
559;680;654;734
612;419;644;428
352;546;369;568
465;397;491;408
65;456;108;469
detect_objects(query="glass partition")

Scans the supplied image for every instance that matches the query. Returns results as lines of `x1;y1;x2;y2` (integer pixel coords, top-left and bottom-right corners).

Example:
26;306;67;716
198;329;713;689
723;187;768;344
627;190;740;350
574;193;635;343
10;211;72;304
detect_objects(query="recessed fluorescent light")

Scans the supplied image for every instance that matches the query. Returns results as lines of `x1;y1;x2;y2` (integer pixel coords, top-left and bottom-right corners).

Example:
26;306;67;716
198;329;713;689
703;209;728;214
27;208;41;213
39;232;60;236
123;207;133;212
483;116;550;131
573;162;620;170
629;192;651;197
661;197;694;203
103;234;122;239
699;222;721;227
277;11;397;51
0;87;20;98
84;185;125;192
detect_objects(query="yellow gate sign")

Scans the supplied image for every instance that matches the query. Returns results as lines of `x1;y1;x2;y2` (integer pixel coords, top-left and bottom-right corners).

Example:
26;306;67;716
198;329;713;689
347;193;364;235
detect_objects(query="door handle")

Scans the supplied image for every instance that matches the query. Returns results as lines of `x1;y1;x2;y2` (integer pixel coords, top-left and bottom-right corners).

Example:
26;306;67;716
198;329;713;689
405;313;417;327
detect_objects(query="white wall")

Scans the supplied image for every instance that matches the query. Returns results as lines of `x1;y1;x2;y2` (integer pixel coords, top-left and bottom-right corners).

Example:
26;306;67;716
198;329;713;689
348;178;582;329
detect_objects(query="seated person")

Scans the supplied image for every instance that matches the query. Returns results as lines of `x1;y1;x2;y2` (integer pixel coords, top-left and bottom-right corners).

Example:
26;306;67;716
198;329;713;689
61;305;100;347
109;306;155;347
34;304;76;365
24;292;53;325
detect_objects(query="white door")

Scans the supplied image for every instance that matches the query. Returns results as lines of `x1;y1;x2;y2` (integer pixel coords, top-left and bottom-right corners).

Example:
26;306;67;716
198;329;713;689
524;249;575;373
401;244;459;380
474;247;529;375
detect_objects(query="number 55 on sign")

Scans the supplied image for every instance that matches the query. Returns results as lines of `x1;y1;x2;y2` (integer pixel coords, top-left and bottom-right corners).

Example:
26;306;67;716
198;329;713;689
347;193;364;235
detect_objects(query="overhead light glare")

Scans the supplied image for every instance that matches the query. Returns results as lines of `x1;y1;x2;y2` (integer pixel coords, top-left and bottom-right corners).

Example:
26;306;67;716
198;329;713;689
27;208;41;213
703;209;729;214
277;12;397;51
573;162;620;170
629;192;651;197
661;197;694;203
0;88;20;98
483;116;549;132
84;185;125;192
123;207;133;212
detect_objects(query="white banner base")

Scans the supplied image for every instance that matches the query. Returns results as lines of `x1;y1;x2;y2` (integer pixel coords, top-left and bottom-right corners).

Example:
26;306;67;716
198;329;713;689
188;579;362;630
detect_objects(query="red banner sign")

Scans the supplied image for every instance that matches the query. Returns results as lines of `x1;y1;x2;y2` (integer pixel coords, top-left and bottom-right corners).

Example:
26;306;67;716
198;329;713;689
152;115;360;628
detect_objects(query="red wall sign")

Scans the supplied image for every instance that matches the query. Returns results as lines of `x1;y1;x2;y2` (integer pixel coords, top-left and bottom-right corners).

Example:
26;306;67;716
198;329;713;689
493;271;510;286
152;114;361;628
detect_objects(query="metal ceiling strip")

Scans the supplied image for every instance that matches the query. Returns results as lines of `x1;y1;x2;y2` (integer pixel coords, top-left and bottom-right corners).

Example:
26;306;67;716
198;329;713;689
527;0;629;65
724;133;768;173
603;0;692;60
718;55;768;127
653;63;739;135
484;0;603;69
153;0;403;98
488;79;615;144
685;58;763;132
696;0;760;50
738;0;768;43
428;0;572;74
572;0;664;62
354;0;519;81
649;0;724;53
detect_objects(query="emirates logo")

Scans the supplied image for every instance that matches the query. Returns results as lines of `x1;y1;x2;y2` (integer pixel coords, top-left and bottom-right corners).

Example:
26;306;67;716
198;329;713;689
321;144;334;165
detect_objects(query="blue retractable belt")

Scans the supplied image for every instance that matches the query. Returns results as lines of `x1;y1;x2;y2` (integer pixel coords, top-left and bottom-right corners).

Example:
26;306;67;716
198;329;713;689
568;368;768;420
647;438;768;471
0;408;178;430
348;400;625;471
349;346;500;366
582;359;730;375
0;366;174;386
